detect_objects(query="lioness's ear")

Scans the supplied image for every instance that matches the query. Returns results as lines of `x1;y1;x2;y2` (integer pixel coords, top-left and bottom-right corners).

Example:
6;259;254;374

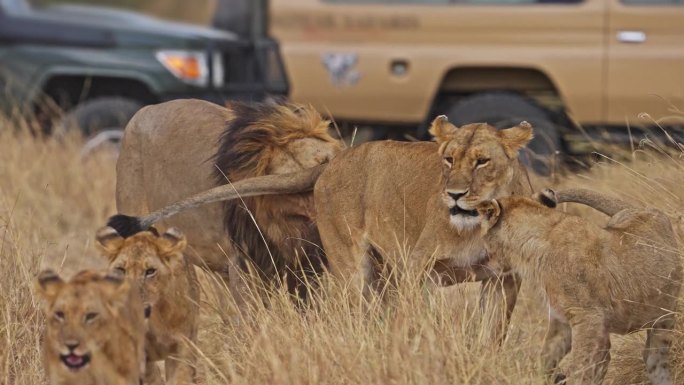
95;226;124;261
35;270;63;302
534;188;557;208
498;121;534;157
157;228;187;258
429;115;459;145
476;200;502;232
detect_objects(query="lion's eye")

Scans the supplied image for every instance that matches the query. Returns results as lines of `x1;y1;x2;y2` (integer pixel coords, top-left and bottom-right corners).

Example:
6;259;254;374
475;158;490;167
84;312;98;323
114;267;126;275
54;311;65;321
443;157;454;167
145;268;157;278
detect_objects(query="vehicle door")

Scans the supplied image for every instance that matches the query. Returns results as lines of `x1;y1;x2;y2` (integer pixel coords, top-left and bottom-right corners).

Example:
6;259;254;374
271;0;605;125
605;0;684;127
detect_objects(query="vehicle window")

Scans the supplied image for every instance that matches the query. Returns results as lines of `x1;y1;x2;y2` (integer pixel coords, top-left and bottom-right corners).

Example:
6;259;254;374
29;0;214;24
622;0;684;4
323;0;581;4
1;0;31;13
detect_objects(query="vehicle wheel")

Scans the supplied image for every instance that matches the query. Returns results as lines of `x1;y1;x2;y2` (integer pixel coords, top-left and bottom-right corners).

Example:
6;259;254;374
57;97;142;136
55;97;142;157
443;92;561;175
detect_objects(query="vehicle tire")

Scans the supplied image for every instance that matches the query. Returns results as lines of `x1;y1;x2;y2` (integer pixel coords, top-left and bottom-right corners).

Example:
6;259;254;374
443;92;561;175
57;97;142;137
55;97;142;157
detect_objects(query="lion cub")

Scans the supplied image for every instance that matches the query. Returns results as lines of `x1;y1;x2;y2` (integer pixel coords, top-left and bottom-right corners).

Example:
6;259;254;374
476;189;682;385
96;226;200;385
35;269;146;385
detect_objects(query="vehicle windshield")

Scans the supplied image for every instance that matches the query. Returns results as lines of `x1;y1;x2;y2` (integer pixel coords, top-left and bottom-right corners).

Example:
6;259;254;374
1;0;215;24
0;0;31;14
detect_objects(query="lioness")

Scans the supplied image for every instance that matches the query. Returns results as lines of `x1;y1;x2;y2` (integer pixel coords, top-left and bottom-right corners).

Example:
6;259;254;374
310;116;534;339
35;270;146;385
476;189;682;385
96;226;200;385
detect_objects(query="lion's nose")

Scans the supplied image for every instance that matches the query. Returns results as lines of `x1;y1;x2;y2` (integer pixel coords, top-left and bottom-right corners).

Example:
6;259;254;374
448;190;468;201
65;340;79;351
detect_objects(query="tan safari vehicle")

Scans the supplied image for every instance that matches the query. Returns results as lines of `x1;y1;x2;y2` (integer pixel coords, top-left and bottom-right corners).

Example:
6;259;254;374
270;0;684;167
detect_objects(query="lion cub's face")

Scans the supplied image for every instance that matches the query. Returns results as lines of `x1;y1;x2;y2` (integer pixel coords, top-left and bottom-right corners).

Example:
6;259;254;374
429;116;534;231
35;270;134;373
96;227;187;310
476;189;558;237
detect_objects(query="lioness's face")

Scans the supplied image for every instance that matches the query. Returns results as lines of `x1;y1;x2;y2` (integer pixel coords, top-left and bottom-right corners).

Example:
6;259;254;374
36;271;130;372
96;227;186;311
429;116;534;231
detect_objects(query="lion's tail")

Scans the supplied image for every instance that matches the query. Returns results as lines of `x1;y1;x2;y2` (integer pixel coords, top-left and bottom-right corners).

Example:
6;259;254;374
555;188;633;217
107;164;327;237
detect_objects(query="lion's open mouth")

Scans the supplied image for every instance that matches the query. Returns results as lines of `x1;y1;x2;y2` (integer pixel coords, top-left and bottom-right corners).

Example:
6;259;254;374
450;205;478;217
60;353;91;371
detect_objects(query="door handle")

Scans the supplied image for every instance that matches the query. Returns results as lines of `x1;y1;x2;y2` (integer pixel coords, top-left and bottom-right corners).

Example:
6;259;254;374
617;31;646;44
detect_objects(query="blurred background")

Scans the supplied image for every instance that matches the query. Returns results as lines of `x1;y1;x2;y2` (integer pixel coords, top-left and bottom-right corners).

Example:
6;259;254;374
2;0;684;174
25;0;217;25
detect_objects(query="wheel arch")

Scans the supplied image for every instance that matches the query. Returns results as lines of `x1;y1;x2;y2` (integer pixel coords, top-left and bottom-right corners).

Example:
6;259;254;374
439;66;559;93
431;65;568;119
40;73;157;111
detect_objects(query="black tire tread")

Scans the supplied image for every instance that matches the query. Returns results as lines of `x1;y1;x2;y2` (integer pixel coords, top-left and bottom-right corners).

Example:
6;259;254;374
59;97;142;136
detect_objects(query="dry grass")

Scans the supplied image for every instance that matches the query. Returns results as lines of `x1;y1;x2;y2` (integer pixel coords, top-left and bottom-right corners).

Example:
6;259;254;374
2;123;684;384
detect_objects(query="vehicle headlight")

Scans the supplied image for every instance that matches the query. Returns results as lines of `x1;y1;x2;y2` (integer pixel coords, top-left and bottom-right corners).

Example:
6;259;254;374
156;50;209;87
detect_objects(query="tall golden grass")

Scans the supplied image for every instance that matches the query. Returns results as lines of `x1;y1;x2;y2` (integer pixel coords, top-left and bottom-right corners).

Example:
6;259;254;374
1;123;683;384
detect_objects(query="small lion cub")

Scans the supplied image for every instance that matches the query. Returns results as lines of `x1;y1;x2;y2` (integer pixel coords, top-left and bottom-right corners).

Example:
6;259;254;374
476;189;682;385
96;226;200;385
35;269;146;385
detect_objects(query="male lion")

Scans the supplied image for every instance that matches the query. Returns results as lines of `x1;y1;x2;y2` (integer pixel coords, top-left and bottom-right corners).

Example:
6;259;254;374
35;270;146;385
110;114;535;340
476;188;682;385
96;226;200;385
114;99;341;300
